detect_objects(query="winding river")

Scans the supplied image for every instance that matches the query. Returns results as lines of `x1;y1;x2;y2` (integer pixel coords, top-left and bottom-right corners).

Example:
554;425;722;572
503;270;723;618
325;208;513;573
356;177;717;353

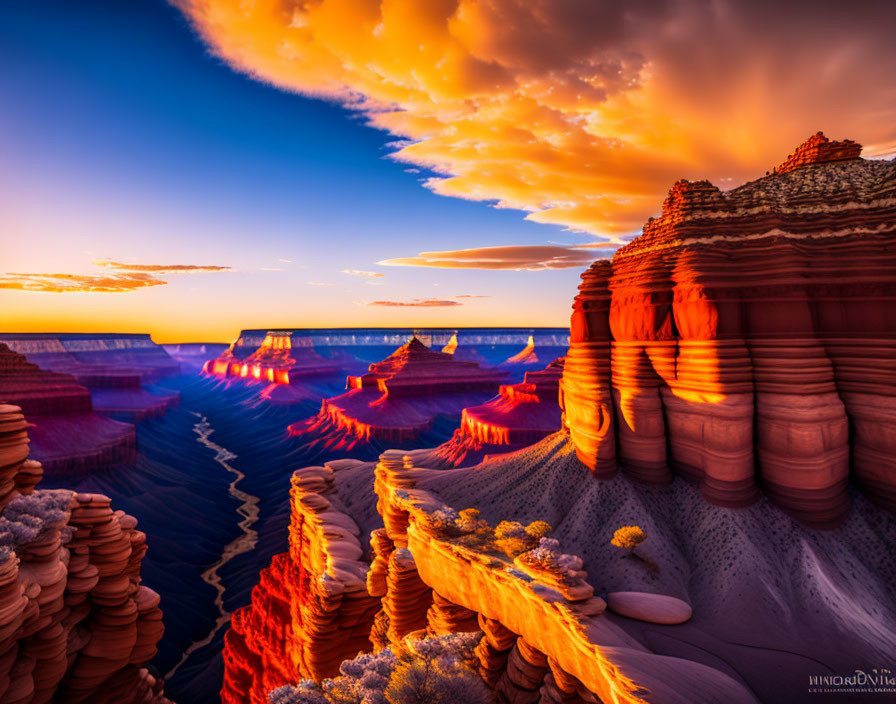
165;413;260;679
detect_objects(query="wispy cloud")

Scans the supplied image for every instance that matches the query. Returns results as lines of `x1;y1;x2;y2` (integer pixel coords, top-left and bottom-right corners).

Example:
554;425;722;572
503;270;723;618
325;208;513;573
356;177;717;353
4;259;234;293
342;269;385;278
278;258;293;263
367;298;463;307
0;272;166;293
94;259;231;273
379;245;613;271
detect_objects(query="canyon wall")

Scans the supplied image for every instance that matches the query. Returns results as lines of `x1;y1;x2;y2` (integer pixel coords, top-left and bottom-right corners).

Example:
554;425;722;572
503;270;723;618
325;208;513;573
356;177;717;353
560;134;896;527
0;345;136;474
0;334;180;384
0;404;169;703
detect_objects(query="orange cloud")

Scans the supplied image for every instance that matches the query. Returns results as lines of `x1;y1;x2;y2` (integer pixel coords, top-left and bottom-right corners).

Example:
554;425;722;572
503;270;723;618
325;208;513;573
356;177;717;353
379;245;611;270
0;272;165;293
175;0;896;242
94;260;231;273
4;260;234;293
367;298;463;307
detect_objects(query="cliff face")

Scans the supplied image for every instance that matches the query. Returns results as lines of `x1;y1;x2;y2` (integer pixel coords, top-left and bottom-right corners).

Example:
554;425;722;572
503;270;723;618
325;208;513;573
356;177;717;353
0;346;136;474
559;134;896;526
0;404;169;704
0;334;180;385
222;461;379;704
204;332;340;383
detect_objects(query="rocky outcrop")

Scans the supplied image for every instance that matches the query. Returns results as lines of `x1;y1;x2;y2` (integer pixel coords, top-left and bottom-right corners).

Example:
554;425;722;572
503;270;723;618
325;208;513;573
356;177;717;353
204;332;340;382
435;358;565;465
289;338;507;445
0;404;170;704
0;347;136;474
560;134;896;526
221;462;380;704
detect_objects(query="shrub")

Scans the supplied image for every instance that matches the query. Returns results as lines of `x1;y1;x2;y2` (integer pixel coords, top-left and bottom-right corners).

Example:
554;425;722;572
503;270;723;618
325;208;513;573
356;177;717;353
610;526;646;552
384;658;490;704
524;521;552;540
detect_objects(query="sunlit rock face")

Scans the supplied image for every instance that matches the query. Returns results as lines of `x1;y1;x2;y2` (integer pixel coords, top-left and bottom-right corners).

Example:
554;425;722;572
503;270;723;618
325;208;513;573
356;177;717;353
221;462;380;704
435;358;565;465
289;338;508;446
0;345;136;474
560;134;896;527
204;331;341;383
0;404;170;704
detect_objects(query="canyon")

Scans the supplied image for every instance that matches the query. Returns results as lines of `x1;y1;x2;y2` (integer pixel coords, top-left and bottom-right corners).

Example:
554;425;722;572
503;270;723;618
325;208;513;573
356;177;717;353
220;135;896;704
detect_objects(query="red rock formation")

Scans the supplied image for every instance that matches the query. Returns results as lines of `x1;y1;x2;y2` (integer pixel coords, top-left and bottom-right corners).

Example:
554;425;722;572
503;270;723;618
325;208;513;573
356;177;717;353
0;334;180;384
221;464;380;704
435;358;565;465
204;332;339;383
290;338;507;445
0;346;136;474
0;345;92;417
0;404;170;704
560;134;896;526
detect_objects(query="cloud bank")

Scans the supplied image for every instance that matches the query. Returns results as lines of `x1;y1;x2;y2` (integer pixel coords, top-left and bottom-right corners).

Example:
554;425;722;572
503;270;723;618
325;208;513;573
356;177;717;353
176;0;896;251
342;269;385;278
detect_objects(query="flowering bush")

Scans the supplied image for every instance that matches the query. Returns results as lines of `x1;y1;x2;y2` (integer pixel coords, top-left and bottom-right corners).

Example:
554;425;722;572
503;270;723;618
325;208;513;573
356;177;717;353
269;634;488;704
0;490;72;552
610;526;646;552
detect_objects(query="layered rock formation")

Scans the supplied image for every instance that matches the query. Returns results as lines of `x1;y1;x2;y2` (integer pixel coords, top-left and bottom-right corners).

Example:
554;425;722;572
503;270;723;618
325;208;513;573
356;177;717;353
560;134;896;526
204;332;340;383
221;461;379;704
435;358;565;465
289;338;507;446
0;345;136;474
0;334;180;384
0;404;170;703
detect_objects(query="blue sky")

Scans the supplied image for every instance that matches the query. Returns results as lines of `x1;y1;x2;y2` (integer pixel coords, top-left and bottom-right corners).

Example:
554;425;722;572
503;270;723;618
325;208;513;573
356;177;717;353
0;0;587;341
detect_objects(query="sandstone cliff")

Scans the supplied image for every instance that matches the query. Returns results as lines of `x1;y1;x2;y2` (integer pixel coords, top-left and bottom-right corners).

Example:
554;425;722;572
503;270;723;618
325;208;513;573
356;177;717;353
0;403;170;703
560;133;896;526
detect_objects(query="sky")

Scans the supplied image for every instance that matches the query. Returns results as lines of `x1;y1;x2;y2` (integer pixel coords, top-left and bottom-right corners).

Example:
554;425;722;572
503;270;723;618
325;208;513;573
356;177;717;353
2;0;895;343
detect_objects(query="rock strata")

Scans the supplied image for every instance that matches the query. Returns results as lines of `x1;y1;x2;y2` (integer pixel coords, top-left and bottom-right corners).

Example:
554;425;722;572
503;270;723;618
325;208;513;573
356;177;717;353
0;404;170;704
289;338;507;445
436;358;565;465
560;134;896;526
204;331;340;383
0;346;136;474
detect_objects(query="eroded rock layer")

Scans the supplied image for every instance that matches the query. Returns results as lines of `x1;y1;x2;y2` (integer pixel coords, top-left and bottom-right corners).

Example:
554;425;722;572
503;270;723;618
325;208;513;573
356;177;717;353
289;338;507;445
0;346;136;474
221;462;379;704
436;358;565;465
559;134;896;526
0;334;180;384
0;404;170;704
204;331;340;383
